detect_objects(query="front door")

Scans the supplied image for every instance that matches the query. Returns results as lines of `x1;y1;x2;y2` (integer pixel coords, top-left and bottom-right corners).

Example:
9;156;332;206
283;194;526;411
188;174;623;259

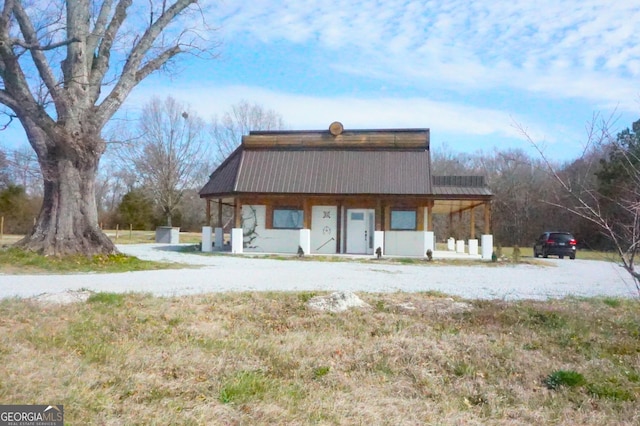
346;209;374;254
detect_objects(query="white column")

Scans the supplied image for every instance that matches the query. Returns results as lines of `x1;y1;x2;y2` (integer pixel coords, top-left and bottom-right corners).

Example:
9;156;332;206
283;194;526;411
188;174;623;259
374;231;385;256
468;239;479;256
231;228;243;254
214;227;223;251
299;229;311;255
201;226;212;252
481;234;494;260
456;240;465;254
424;231;435;255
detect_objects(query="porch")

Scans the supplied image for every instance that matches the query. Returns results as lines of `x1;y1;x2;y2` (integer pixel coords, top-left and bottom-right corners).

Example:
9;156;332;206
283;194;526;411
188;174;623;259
201;194;493;260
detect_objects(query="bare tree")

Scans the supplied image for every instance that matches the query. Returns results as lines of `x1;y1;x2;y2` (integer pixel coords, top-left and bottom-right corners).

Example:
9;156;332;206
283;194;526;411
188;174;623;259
0;147;10;188
210;100;286;163
119;96;209;227
5;146;42;195
477;149;555;246
517;116;640;295
0;1;211;255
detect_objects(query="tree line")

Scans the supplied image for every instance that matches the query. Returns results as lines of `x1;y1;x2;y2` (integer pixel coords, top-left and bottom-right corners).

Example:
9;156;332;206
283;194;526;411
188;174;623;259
0;99;285;234
2;99;635;254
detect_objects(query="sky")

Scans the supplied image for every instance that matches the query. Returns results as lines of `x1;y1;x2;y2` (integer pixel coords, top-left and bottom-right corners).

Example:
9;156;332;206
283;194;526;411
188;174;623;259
3;0;640;161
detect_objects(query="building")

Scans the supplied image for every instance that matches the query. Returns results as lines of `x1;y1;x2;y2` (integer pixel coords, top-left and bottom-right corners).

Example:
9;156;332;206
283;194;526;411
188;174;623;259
199;122;493;258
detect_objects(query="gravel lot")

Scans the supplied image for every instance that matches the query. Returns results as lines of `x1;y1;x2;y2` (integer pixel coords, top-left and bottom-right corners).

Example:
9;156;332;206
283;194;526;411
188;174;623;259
0;244;636;302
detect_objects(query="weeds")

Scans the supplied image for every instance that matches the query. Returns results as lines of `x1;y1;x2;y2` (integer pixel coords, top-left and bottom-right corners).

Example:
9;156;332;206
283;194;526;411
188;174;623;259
0;293;638;424
544;370;586;389
218;370;271;404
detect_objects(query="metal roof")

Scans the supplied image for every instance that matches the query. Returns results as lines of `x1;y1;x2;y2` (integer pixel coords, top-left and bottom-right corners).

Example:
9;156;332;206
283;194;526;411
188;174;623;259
199;128;492;198
234;149;432;195
431;176;492;196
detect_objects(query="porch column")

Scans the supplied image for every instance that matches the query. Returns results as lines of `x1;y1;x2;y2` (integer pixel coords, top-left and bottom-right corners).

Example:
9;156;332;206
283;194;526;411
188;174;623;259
375;200;383;231
427;200;433;232
231;228;243;254
234;198;242;228
385;205;391;231
303;199;311;229
470;207;476;239
201;226;212;252
417;206;425;231
217;199;223;228
484;202;491;234
336;203;342;253
206;199;211;226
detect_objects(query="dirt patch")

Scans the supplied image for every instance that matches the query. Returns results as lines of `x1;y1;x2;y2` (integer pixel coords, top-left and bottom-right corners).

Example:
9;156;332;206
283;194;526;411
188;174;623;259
29;290;93;304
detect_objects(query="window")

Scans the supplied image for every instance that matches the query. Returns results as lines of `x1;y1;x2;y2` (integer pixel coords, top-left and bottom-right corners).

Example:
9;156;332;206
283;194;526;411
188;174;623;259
390;210;417;230
273;208;304;229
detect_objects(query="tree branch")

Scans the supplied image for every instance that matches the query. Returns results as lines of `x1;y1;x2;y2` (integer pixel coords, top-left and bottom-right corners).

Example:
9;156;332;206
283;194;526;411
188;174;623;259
10;36;81;51
97;0;196;127
88;0;132;103
0;89;18;111
11;1;68;115
134;45;181;82
0;110;16;130
86;0;114;70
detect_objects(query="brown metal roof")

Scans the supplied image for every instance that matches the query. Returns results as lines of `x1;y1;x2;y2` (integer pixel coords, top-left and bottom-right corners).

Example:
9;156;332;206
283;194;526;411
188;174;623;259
199;127;492;199
198;147;242;197
234;150;432;194
431;175;492;196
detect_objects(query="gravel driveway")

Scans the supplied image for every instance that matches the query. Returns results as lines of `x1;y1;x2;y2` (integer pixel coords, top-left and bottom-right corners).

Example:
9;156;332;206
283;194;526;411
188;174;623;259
0;244;636;302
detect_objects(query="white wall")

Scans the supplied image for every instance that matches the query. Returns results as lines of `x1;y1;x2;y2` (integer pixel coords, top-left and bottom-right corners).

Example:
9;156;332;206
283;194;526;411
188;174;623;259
385;231;426;256
242;205;300;253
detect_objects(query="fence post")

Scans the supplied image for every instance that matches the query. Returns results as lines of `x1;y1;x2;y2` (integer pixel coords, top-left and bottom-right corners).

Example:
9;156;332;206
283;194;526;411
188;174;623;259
129;223;133;240
0;216;3;242
115;224;119;241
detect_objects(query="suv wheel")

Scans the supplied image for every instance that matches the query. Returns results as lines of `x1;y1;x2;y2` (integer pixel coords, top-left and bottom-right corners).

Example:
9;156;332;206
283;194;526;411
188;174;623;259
570;254;575;260
559;255;564;259
543;251;548;259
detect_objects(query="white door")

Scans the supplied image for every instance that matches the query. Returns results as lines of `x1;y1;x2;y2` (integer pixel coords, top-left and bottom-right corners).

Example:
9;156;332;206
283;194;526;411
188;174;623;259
311;206;337;254
346;209;374;254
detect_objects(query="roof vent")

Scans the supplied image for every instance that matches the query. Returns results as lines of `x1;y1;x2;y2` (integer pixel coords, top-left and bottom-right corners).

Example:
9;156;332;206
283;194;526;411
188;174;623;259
329;121;344;136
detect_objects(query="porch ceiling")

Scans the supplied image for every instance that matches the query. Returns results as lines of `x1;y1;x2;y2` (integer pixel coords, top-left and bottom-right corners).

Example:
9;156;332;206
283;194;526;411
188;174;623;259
210;196;487;215
432;199;485;215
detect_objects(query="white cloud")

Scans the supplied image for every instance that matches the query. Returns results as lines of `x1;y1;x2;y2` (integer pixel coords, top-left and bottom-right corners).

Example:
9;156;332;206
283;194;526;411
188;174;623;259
209;0;640;111
125;83;552;143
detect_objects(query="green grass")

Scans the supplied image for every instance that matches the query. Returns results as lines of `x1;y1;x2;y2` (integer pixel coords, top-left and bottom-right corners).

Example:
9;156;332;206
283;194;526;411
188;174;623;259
544;370;586;389
0;293;637;424
218;370;272;404
0;247;180;274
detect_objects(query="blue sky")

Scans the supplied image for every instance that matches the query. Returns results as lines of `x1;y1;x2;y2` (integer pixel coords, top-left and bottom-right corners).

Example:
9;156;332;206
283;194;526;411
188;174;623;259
4;0;640;161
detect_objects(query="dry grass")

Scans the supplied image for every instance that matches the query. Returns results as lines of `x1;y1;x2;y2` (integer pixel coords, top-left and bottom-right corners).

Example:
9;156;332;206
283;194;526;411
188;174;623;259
0;292;638;425
102;230;202;244
0;230;203;246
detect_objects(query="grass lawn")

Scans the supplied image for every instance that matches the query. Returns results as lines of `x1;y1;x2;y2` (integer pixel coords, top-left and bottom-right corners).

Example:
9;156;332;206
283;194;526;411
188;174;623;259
0;292;637;424
0;230;202;273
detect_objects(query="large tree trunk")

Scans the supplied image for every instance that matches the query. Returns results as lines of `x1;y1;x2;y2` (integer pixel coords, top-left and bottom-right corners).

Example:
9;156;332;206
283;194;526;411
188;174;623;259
16;132;117;256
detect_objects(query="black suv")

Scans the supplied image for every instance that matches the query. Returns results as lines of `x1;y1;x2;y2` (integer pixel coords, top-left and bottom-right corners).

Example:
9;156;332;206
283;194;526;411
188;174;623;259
533;232;577;259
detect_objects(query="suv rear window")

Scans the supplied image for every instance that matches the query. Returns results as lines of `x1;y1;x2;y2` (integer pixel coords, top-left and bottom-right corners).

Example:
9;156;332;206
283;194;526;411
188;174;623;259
549;233;573;242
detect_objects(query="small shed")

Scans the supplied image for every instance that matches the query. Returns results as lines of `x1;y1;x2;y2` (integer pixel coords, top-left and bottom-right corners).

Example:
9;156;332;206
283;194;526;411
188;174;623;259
199;123;493;257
